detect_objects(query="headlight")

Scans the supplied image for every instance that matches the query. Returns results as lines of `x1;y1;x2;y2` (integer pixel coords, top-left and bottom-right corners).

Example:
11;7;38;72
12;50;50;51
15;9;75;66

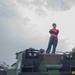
33;53;37;57
66;54;69;58
70;54;73;58
29;53;32;56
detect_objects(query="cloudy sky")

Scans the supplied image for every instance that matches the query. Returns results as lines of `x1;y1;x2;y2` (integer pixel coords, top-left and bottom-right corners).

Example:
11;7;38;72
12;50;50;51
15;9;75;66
0;0;75;65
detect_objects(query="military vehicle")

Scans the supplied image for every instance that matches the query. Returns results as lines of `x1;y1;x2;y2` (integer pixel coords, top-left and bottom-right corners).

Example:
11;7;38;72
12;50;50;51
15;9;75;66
7;48;75;75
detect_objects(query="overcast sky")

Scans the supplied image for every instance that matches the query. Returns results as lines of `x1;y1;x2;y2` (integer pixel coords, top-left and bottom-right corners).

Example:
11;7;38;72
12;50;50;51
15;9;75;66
0;0;75;65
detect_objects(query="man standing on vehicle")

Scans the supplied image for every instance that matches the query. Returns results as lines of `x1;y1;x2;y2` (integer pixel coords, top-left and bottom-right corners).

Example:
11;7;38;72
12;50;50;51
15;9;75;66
46;23;59;54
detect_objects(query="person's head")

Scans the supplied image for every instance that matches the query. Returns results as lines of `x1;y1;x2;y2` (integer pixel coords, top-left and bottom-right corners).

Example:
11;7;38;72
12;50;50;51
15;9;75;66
52;23;57;29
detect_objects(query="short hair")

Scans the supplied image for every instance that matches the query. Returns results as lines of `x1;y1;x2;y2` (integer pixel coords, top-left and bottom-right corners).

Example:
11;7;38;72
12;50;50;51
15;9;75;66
52;23;57;26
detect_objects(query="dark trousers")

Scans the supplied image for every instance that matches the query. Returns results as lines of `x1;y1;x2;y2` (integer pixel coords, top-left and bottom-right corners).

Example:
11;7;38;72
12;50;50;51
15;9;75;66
46;36;58;54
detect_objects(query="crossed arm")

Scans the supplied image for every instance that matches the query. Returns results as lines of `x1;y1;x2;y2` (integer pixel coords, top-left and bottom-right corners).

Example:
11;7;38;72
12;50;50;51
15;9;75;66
49;29;59;35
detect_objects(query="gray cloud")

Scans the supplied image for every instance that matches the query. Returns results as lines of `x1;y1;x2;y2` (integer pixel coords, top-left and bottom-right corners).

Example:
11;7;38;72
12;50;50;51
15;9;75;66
16;0;75;13
0;0;15;18
0;0;19;65
57;39;71;52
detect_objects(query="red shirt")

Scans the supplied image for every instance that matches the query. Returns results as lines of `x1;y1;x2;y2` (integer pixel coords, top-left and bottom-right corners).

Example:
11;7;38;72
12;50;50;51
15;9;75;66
49;29;59;37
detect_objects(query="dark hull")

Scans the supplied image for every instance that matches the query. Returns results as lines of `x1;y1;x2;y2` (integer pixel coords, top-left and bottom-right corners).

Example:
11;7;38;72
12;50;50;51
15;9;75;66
19;72;72;75
7;48;75;75
0;71;7;75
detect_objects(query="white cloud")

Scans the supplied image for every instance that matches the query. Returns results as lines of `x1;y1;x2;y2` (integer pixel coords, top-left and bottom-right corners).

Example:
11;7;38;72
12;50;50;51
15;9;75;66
15;0;75;11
